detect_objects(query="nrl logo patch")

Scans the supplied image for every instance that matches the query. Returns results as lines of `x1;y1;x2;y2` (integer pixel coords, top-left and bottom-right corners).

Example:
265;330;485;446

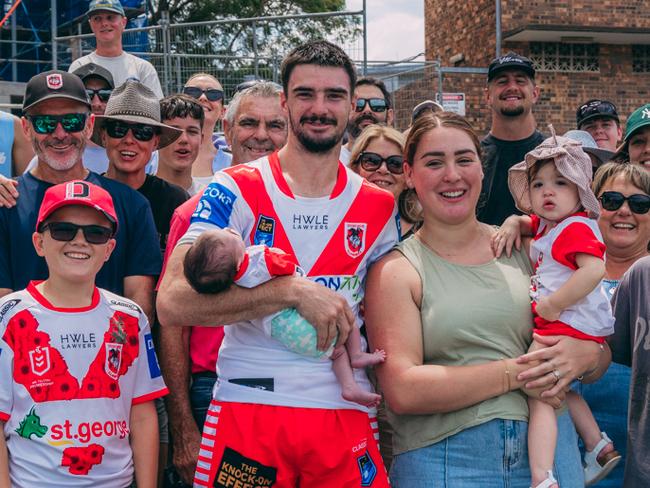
29;346;51;376
46;73;63;90
344;222;366;258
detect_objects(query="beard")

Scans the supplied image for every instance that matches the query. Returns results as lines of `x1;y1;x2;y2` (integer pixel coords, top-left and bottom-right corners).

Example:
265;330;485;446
347;113;380;139
290;113;345;154
499;105;525;117
32;133;85;171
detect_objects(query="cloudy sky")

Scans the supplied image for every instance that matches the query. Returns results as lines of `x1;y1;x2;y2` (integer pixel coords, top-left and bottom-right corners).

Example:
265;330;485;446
346;0;425;62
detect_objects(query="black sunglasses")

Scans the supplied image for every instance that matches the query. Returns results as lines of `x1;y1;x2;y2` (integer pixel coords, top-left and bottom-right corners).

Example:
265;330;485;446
599;191;650;214
357;152;404;174
39;222;114;244
355;98;388;113
86;88;112;102
105;120;158;142
26;113;87;135
183;86;224;102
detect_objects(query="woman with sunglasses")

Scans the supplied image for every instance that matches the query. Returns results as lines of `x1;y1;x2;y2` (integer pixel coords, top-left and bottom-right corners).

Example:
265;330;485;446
181;73;230;187
365;113;606;487
349;125;421;239
612;104;650;171
573;162;650;487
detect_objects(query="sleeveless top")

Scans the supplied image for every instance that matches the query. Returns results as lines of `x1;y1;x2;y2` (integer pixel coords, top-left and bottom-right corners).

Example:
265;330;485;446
388;236;533;454
0;112;14;177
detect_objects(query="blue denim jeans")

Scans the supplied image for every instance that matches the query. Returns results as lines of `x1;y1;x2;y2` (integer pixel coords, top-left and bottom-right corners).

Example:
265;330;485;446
573;363;630;487
390;413;583;488
189;374;217;432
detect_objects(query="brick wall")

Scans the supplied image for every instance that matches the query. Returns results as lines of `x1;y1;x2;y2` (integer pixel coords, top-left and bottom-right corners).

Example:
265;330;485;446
501;0;650;33
409;0;650;137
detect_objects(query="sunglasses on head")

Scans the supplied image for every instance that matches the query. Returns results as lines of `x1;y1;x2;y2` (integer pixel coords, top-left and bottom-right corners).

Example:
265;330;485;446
26;113;87;135
599;191;650;214
86;88;112;102
355;98;388;113
357;152;404;174
183;86;224;102
39;222;114;244
578;100;617;121
104;120;158;142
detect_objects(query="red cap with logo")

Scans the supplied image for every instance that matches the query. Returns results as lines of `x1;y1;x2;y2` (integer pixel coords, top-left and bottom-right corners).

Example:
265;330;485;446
36;180;118;232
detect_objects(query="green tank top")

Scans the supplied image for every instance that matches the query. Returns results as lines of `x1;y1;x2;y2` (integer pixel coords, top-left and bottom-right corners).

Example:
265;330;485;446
389;236;534;455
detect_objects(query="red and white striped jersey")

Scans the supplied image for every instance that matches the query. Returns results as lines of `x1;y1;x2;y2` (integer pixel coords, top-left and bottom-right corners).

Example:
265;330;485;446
182;153;399;410
0;283;168;487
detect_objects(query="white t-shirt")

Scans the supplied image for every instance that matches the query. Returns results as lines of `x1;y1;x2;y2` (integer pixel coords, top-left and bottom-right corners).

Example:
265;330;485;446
0;283;168;487
181;152;399;411
69;52;164;98
530;213;615;337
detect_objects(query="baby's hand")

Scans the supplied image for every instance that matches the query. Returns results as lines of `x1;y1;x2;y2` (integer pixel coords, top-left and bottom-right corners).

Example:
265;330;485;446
535;296;562;322
491;216;522;258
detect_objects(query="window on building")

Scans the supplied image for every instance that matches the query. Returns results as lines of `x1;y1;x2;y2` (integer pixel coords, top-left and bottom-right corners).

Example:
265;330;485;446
632;45;650;73
529;43;599;72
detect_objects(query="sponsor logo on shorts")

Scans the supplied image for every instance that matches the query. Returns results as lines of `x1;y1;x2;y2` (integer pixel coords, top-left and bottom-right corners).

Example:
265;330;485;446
254;215;275;246
0;298;20;322
214;447;277;487
344;222;366;258
144;333;161;379
357;451;377;487
193;183;237;228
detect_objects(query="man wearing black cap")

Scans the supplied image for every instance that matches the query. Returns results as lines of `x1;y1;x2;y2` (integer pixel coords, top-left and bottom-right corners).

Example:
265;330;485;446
576;99;622;152
478;51;544;225
0;71;161;325
68;0;164;98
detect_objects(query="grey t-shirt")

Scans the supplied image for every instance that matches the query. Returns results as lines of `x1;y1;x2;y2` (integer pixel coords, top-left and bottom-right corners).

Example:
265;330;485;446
609;256;650;487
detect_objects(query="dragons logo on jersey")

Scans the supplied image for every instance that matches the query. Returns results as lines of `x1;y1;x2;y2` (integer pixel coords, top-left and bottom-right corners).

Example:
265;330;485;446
29;345;51;376
356;451;377;487
254;215;275;246
344;223;366;258
15;406;49;439
105;343;123;380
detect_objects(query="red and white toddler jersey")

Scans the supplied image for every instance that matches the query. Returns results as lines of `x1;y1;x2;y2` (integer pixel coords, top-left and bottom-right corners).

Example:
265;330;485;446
181;152;399;411
233;244;302;288
0;282;168;488
530;213;614;337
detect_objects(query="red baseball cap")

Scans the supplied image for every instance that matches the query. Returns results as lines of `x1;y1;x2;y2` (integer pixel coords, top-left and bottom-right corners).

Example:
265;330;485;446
36;180;118;232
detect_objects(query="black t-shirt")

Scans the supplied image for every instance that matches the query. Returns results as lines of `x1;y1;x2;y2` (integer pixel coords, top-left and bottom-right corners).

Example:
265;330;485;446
137;174;189;255
477;130;545;226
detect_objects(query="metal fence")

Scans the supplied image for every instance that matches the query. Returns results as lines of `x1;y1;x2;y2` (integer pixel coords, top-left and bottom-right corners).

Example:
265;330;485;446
54;10;365;98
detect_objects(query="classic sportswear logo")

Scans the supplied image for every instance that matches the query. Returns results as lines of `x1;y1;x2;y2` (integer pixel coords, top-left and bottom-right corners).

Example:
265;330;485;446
0;298;20;322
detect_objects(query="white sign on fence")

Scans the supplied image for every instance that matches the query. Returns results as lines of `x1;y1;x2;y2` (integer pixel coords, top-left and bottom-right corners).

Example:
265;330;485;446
436;92;466;116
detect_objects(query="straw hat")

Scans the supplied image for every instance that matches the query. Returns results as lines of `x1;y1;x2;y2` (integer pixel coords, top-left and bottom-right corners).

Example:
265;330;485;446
508;126;600;219
92;80;182;148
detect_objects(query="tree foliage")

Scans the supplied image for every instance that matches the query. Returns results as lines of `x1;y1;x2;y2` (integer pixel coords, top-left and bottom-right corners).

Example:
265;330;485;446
146;0;361;86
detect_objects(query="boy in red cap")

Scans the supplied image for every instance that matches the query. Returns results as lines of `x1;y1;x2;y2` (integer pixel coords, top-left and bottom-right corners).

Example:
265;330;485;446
0;180;167;488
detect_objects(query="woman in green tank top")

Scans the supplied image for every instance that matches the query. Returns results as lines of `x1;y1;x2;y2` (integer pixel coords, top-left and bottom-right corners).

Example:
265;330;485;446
364;112;611;488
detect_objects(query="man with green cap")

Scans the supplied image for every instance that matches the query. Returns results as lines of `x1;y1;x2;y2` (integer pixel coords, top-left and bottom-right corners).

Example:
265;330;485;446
69;0;164;98
613;103;650;170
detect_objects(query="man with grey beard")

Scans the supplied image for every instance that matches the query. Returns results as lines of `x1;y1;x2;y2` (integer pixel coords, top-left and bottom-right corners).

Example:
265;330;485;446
0;70;161;322
340;77;394;164
477;52;544;225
